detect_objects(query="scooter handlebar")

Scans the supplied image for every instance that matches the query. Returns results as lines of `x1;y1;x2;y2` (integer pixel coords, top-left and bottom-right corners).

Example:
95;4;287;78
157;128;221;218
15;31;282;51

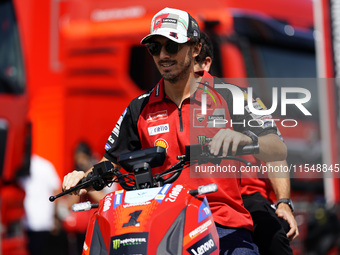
50;143;260;200
49;161;115;202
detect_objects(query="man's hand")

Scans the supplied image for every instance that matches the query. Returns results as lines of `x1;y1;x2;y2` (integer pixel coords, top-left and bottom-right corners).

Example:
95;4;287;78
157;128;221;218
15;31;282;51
209;129;252;156
276;203;299;241
62;170;87;196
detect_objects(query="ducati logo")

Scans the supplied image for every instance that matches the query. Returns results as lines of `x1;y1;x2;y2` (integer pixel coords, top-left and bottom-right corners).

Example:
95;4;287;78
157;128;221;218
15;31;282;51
196;114;205;123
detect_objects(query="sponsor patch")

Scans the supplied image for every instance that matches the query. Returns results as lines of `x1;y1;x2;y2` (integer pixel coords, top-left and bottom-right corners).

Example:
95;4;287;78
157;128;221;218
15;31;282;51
165;184;183;203
105;143;111;151
193;108;213;127
207;115;224;121
111;232;148;255
187;233;217;255
155;82;160;97
198;198;211;223
207;108;226;128
263;121;277;128
256;98;267;109
250;113;272;120
154;138;169;150
113;190;124;209
112;108;127;137
148;124;169;136
147;110;168;122
155;184;172;203
197;114;205;123
189;219;213;239
170;31;178;39
197;135;212;145
245;98;267;113
108;136;114;144
163;17;177;24
103;193;114;212
122;201;151;208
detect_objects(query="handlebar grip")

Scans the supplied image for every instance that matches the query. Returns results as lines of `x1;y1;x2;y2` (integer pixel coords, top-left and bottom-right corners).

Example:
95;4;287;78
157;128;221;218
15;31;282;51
233;144;259;155
185;143;259;160
77;171;93;185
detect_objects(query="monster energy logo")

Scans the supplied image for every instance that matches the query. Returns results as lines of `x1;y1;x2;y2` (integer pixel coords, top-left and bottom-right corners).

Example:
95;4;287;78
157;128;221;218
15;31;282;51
112;239;120;250
197;135;206;145
197;135;212;145
112;237;147;250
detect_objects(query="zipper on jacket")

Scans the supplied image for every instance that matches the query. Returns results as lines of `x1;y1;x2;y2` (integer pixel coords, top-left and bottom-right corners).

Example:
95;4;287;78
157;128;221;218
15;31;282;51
164;98;185;132
178;107;183;132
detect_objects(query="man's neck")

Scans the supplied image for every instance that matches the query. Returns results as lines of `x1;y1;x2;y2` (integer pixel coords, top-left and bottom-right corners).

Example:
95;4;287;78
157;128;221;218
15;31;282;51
164;72;202;107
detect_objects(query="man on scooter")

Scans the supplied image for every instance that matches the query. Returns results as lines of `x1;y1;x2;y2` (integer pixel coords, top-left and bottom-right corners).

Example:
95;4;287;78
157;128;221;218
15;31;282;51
63;7;287;254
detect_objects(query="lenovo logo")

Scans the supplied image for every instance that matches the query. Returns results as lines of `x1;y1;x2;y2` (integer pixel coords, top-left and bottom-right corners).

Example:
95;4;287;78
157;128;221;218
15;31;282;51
187;233;217;255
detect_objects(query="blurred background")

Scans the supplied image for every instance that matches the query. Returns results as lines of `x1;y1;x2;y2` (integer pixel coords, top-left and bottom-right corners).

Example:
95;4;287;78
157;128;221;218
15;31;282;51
0;0;340;254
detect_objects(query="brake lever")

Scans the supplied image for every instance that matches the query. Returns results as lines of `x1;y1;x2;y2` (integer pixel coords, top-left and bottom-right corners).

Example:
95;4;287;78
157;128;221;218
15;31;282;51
49;178;93;202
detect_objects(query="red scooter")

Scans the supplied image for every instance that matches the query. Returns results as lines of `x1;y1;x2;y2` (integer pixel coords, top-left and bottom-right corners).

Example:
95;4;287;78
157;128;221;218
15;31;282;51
50;144;258;255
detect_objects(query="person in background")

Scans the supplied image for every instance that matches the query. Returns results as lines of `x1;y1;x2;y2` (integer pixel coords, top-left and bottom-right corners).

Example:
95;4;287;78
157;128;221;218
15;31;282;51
194;32;214;73
74;141;97;173
63;141;117;255
73;141;118;199
194;32;298;255
19;154;67;255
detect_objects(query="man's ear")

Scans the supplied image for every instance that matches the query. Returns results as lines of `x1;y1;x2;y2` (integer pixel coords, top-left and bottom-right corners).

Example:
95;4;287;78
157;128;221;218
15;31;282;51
203;56;212;72
193;42;202;58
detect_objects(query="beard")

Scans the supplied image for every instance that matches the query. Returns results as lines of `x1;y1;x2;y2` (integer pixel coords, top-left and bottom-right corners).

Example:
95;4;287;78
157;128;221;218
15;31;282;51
158;48;193;84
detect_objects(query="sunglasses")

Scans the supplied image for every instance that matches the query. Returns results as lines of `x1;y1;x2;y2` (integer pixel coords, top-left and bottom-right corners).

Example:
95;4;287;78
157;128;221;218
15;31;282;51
146;41;184;56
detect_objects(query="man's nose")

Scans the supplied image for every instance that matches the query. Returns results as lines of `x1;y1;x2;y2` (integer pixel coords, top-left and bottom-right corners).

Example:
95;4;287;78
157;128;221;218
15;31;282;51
159;45;170;59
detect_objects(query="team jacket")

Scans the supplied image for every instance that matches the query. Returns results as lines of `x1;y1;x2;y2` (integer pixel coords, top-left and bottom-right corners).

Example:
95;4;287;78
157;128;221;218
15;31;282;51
104;71;279;231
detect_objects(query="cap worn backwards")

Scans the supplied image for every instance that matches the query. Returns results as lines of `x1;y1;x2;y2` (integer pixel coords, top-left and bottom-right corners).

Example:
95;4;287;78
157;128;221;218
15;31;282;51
141;7;200;44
